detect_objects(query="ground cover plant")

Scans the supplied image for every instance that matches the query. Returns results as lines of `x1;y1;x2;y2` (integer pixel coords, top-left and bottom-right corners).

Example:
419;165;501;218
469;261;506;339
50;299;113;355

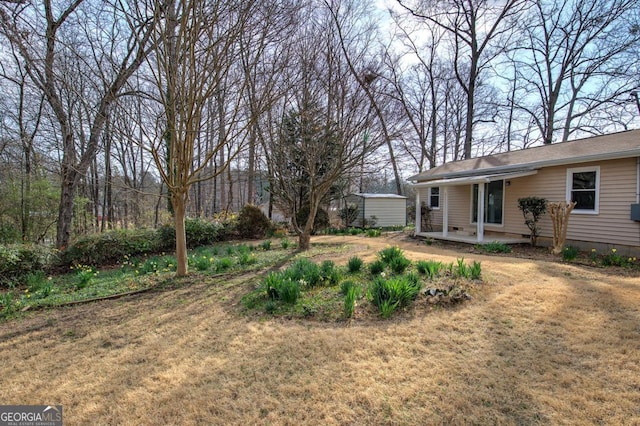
2;233;639;424
242;244;482;321
0;241;295;321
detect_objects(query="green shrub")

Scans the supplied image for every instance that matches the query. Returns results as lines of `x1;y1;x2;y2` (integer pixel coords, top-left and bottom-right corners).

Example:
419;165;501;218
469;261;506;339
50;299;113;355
368;260;385;275
370;275;421;318
0;244;56;288
389;256;411;274
62;229;159;267
193;255;212;271
296;205;330;234
236;205;272;239
157;218;225;251
238;252;257;266
562;245;579;262
601;248;629;267
0;291;15;315
347;256;363;273
349;228;362;235
479;241;512;254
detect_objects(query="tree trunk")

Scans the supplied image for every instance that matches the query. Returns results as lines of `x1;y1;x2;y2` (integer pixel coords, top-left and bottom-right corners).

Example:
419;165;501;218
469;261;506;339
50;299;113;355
173;191;188;276
56;159;76;250
298;232;311;251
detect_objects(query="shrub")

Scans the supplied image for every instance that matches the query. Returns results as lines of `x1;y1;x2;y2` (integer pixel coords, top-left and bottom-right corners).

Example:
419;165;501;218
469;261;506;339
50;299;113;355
157;218;225;251
0;244;56;288
517;197;548;246
339;205;359;227
236;205;272;239
347;256;363;273
370;275;421;318
601;248;630;267
193;255;212;271
479;241;512;254
562;245;579;262
238;252;257;266
62;229;159;267
296;204;330;234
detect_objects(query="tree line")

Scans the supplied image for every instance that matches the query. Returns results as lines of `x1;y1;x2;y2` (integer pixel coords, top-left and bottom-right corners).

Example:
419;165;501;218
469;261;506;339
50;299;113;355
0;0;638;271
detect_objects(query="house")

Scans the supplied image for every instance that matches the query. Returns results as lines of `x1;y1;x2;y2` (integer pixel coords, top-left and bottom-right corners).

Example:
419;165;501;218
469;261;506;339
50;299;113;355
344;193;407;228
409;130;640;255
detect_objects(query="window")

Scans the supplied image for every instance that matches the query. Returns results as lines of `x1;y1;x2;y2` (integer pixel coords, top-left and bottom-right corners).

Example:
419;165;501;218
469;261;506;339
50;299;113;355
429;187;440;209
566;166;599;214
472;180;504;225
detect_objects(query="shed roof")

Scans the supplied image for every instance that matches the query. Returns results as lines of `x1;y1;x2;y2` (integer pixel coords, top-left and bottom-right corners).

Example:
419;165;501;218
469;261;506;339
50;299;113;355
348;193;407;199
409;130;640;182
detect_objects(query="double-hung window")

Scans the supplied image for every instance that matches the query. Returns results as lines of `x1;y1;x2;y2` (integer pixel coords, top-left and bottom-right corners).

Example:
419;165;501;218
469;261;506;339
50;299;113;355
429;187;440;209
566;166;599;214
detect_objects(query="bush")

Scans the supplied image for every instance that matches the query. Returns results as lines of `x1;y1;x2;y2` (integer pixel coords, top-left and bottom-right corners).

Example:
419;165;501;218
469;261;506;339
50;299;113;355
62;229;159;267
288;258;321;287
260;240;272;251
0;244;57;288
157;217;226;251
236;205;272;239
347;256;363;273
296;204;330;234
370;275;421;318
366;228;382;238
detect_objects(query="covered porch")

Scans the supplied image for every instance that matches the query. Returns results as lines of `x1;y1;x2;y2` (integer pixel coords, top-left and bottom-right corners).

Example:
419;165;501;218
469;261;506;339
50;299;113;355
413;169;538;245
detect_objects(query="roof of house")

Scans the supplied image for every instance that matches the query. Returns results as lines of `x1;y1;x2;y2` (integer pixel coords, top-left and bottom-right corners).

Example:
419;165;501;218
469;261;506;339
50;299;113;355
348;193;407;199
409;129;640;183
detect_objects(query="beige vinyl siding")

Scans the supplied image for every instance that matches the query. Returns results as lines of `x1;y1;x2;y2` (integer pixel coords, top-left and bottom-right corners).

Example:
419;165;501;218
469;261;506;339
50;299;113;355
503;158;640;247
362;198;406;227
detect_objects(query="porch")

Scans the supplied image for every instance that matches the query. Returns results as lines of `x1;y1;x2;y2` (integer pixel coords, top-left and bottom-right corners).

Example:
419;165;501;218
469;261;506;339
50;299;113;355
415;231;530;245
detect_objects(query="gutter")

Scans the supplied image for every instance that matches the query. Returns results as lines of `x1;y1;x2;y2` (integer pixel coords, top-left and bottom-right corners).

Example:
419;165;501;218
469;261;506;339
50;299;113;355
409;148;640;183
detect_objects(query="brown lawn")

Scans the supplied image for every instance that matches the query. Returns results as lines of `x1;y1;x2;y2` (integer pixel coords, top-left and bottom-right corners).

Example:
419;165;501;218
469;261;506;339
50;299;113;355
1;234;640;425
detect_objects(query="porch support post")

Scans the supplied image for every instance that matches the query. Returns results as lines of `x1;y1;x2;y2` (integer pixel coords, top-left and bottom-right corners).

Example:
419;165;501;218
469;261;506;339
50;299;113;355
477;183;485;243
415;189;421;234
442;187;449;237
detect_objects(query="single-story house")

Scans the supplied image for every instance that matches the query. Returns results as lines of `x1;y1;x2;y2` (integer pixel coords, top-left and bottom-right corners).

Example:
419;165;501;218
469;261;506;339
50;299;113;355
409;130;640;255
344;193;407;228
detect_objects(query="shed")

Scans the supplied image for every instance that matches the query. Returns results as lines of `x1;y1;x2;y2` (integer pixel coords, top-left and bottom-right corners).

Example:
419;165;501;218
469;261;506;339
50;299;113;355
344;193;407;228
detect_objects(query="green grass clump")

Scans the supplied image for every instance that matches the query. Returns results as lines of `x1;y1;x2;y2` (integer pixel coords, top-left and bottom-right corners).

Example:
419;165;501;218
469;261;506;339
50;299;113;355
347;256;363;273
264;271;300;304
389;256;411;274
343;285;359;318
369;275;421;318
415;260;443;279
479;241;512;254
320;260;341;286
378;246;405;265
368;260;386;275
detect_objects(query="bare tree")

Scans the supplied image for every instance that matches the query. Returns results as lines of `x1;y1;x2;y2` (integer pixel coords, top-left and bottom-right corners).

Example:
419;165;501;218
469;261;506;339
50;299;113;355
0;0;157;249
142;0;271;275
397;0;528;159
262;3;383;250
512;0;640;144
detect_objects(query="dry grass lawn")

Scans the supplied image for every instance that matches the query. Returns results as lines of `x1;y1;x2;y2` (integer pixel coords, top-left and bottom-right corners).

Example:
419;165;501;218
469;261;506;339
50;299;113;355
1;234;640;425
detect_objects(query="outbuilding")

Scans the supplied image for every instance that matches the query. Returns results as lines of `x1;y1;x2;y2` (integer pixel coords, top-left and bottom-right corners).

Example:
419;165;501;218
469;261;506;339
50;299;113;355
344;193;407;228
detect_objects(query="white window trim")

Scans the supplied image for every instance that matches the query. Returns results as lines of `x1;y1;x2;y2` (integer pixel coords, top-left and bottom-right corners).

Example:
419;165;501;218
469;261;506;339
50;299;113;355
566;166;600;215
470;180;505;227
429;187;440;210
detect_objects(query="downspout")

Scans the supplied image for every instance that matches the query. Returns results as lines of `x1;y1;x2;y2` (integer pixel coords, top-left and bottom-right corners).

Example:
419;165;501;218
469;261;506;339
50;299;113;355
636;157;639;204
